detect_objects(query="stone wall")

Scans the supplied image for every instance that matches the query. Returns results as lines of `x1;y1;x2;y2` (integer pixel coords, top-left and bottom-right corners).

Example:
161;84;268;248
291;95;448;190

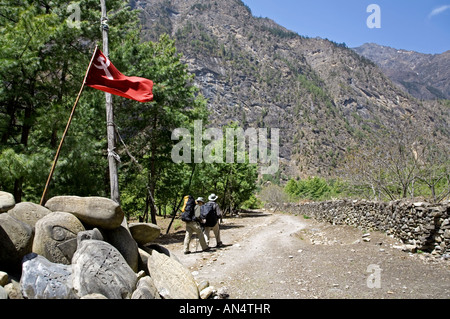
268;199;450;255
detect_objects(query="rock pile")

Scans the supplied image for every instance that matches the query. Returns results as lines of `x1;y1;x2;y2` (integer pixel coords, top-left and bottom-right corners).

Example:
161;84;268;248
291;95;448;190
0;191;219;299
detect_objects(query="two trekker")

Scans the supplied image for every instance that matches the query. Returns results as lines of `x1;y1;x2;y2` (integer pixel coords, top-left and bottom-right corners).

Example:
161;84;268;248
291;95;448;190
182;194;223;255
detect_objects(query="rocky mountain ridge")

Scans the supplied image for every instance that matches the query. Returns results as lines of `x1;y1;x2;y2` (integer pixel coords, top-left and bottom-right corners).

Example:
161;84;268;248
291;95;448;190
353;43;450;100
134;0;449;181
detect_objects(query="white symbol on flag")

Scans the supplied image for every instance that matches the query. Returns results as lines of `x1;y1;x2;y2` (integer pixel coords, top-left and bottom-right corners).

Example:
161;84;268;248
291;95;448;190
93;55;113;80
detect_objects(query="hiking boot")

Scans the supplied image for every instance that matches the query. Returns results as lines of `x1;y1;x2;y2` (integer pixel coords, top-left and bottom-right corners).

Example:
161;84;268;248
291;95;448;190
184;251;191;255
203;247;211;252
215;242;223;248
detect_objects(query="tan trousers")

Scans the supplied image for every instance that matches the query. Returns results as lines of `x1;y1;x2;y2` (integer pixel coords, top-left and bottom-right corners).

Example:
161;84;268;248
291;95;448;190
203;222;221;246
183;221;208;252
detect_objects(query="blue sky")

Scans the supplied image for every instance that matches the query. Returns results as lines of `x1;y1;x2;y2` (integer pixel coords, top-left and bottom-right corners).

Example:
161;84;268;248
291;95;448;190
242;0;450;54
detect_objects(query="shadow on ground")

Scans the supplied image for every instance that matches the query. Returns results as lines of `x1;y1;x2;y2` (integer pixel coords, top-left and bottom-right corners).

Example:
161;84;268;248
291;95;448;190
154;212;271;245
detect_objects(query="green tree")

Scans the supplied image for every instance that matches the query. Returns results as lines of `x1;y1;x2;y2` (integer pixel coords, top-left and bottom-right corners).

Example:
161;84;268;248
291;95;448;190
189;122;259;214
0;0;136;202
285;179;299;197
113;33;208;222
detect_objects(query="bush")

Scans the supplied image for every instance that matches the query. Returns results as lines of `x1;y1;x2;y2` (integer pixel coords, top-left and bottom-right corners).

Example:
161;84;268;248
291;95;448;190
259;184;288;205
241;194;263;210
284;177;346;201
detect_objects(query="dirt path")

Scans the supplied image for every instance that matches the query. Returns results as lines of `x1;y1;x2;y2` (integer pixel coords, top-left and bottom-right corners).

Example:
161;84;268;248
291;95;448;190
156;210;450;299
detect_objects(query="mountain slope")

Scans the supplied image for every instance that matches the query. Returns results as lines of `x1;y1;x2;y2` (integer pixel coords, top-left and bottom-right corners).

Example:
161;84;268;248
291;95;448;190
353;43;450;100
133;0;449;180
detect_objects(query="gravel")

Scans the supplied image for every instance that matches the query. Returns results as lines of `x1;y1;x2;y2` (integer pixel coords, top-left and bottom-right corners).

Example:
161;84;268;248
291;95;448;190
157;211;450;299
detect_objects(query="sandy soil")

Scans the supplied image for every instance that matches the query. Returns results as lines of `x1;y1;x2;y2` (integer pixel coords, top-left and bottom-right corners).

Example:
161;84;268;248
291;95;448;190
155;210;450;299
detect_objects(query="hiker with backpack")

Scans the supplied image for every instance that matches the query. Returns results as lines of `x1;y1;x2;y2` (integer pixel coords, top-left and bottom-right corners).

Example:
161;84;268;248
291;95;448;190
182;196;210;254
200;194;223;248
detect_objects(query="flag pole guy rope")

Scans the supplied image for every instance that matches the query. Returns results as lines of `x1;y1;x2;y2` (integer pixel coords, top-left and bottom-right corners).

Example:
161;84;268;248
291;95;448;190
40;46;98;206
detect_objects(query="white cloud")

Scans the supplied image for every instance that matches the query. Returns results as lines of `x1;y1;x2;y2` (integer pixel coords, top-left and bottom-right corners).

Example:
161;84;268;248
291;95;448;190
428;5;450;18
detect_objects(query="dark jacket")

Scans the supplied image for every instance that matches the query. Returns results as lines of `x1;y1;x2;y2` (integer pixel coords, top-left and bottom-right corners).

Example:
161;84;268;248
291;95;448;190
200;201;222;227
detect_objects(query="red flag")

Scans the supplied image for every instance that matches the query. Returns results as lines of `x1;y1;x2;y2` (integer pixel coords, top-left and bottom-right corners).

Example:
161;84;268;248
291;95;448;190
85;49;154;103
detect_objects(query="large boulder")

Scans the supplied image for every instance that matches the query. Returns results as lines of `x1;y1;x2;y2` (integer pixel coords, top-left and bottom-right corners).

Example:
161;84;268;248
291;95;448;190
76;228;104;245
0;191;15;213
102;217;139;272
80;293;108;299
147;250;199;299
131;276;161;299
72;239;138;299
129;222;161;245
138;244;182;276
3;278;22;299
20;253;76;299
32;212;85;265
137;248;152;275
0;271;8;286
142;243;181;263
0;286;7;299
0;214;34;273
45;196;124;230
8;202;51;227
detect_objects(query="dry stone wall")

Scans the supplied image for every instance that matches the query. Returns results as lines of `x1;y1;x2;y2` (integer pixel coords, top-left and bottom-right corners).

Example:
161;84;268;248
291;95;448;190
270;199;450;256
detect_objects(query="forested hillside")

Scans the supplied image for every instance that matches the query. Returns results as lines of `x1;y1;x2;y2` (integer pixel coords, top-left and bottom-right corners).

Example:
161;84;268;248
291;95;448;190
135;0;450;202
354;43;450;100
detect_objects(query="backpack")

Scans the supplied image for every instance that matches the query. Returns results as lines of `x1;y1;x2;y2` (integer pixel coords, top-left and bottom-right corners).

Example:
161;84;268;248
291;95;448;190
200;202;218;227
181;195;196;222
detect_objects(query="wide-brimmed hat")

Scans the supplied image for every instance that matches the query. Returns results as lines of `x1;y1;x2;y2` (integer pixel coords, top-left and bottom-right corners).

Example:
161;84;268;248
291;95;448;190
196;197;205;203
208;194;218;201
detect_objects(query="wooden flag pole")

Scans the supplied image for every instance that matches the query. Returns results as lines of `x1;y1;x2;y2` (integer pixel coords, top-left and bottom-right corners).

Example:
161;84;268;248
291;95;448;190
40;46;98;206
100;0;120;204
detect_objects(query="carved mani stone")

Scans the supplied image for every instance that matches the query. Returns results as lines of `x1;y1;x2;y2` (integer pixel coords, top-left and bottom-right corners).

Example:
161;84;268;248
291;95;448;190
0;213;34;273
32;212;85;265
45;196;124;230
72;239;138;299
147;250;199;299
20;253;76;299
7;202;51;227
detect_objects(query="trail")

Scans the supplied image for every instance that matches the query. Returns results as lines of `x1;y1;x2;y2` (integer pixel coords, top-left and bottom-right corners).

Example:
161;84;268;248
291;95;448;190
157;211;450;299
